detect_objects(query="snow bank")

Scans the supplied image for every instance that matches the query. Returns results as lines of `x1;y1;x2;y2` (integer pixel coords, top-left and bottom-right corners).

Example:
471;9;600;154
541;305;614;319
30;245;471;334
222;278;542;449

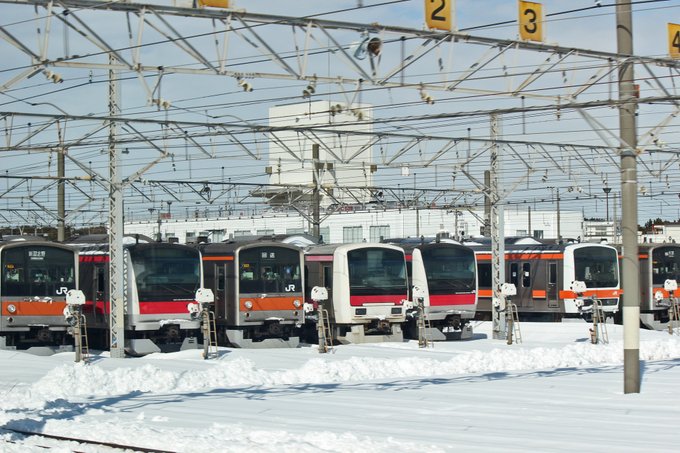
10;337;680;404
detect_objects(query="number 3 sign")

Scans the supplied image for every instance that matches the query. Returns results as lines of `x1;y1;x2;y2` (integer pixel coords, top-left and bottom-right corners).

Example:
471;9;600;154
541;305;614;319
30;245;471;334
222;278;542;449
519;0;544;42
425;0;453;32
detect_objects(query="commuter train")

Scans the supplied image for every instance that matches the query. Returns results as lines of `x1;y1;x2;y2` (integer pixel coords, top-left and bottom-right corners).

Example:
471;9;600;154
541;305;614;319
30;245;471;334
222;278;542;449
71;235;204;355
304;243;409;344
633;243;680;330
386;238;477;340
195;239;305;348
0;238;79;352
468;239;621;321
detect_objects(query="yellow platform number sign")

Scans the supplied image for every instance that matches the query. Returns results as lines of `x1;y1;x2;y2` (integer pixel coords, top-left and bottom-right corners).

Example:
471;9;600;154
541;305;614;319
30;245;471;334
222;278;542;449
519;1;544;42
669;23;680;59
425;0;453;32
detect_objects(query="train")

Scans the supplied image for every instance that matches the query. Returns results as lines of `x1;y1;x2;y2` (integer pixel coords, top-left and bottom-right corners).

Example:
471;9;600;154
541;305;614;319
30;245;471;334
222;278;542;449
632;243;680;330
384;237;477;340
0;237;80;353
466;238;621;321
303;242;410;344
6;230;680;355
70;234;205;355
195;239;305;348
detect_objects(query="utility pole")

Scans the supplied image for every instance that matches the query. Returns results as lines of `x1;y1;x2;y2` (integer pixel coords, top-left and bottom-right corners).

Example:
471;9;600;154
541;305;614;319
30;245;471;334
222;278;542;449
490;114;506;340
556;188;561;242
57;142;65;242
108;53;125;359
617;0;640;394
312;144;321;242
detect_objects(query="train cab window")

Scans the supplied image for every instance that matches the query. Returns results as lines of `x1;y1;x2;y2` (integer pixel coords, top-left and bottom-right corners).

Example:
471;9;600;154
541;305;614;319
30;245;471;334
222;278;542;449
522;263;531;287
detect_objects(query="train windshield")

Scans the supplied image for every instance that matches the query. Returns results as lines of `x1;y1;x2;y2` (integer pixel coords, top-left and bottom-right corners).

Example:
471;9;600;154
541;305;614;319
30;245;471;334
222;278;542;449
348;247;408;296
2;245;76;297
238;247;302;294
574;246;619;288
651;247;680;285
421;246;476;294
131;246;200;302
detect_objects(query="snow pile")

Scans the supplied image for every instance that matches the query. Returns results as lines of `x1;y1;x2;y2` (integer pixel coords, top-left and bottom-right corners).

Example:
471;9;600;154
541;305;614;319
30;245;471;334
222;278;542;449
8;337;680;404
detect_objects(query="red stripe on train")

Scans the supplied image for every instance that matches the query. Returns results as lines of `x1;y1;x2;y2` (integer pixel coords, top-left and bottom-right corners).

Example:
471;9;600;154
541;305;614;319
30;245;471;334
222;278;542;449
429;293;476;306
349;294;407;306
139;301;195;315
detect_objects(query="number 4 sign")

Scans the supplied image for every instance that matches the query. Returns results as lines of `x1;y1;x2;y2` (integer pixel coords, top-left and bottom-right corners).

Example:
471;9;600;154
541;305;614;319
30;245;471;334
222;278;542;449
670;23;680;59
519;0;544;43
425;0;454;32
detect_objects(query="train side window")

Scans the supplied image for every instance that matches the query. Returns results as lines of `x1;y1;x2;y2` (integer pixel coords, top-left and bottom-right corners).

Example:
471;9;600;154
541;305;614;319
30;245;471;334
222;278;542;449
509;263;519;287
322;265;332;289
217;265;226;291
522;262;531;287
548;263;557;285
477;263;492;288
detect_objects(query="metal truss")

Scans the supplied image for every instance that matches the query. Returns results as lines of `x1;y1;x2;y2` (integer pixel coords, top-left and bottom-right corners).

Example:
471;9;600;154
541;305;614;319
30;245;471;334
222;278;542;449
0;1;679;227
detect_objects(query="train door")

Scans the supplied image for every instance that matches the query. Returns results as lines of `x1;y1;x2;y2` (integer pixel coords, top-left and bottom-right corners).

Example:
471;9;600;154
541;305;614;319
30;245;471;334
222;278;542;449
519;262;534;308
547;262;559;308
322;264;333;310
215;263;226;320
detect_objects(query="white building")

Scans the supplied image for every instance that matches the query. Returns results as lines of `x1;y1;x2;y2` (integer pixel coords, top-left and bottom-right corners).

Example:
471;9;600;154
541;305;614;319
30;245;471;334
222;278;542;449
265;101;375;207
124;207;585;244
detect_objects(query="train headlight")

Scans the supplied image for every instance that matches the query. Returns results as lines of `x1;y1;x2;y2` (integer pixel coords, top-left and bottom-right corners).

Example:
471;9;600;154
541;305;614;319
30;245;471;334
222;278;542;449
293;299;301;308
244;301;253;310
6;304;16;314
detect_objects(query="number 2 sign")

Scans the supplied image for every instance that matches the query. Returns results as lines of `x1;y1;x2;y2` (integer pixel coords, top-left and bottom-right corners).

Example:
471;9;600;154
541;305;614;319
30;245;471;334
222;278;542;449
519;0;544;42
425;0;453;32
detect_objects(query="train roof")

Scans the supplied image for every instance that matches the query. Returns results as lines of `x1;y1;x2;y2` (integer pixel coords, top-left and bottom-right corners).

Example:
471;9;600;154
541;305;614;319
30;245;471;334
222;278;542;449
304;242;405;256
216;233;319;248
65;233;155;245
196;240;304;255
0;234;48;243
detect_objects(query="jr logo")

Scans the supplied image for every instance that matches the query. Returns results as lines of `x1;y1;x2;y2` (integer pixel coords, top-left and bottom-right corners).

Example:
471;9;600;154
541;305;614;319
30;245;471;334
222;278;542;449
55;286;68;295
284;284;296;292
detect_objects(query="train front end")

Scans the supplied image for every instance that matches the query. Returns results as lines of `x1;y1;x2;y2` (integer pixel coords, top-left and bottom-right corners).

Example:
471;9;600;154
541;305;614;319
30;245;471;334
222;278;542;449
410;242;477;340
0;241;79;352
126;243;203;353
562;243;621;318
333;243;409;343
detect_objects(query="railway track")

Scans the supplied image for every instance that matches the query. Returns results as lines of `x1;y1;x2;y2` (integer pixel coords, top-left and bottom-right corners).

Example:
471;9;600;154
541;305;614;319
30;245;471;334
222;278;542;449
3;427;177;453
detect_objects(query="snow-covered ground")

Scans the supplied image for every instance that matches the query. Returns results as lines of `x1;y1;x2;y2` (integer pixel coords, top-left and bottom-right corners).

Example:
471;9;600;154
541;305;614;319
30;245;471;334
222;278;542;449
1;322;680;452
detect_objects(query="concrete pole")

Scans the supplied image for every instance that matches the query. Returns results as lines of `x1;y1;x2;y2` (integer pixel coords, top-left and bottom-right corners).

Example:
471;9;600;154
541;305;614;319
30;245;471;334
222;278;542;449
108;54;125;358
616;0;640;394
490;114;506;340
57;146;65;241
312;144;321;242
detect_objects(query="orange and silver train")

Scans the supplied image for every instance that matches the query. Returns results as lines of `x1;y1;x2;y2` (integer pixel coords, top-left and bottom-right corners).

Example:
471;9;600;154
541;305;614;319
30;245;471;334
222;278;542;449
633;243;680;330
0;238;79;352
304;243;409;343
196;239;305;348
467;239;621;321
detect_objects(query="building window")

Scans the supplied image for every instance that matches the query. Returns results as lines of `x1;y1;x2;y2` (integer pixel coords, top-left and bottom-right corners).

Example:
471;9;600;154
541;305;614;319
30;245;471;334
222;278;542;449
369;225;390;242
286;228;305;234
533;230;544;239
343;226;363;243
185;231;196;244
257;229;274;236
234;230;251;237
516;229;527;236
